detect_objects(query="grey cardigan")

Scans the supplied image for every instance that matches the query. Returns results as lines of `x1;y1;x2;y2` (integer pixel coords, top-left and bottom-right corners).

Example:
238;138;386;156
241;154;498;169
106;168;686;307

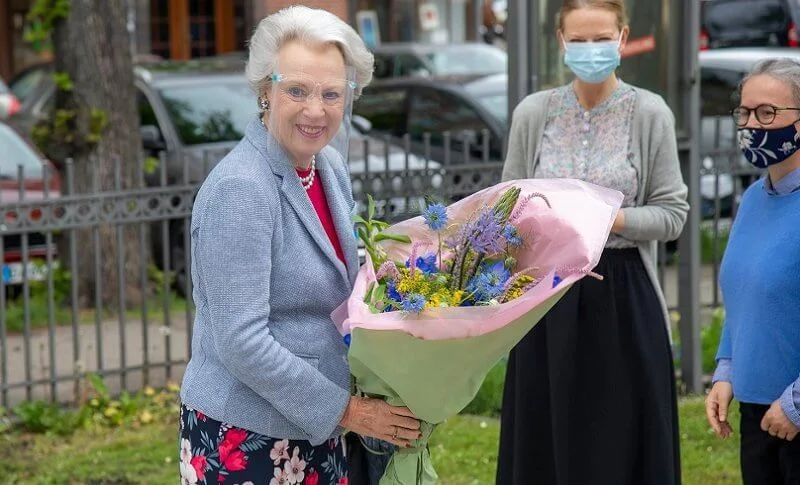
501;86;689;331
180;118;359;445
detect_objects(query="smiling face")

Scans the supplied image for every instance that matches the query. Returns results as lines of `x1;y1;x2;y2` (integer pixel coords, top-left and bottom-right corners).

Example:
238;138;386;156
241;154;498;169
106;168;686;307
264;40;348;167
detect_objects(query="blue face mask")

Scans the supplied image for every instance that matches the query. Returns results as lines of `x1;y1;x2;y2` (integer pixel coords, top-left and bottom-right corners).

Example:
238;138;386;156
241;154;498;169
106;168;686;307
563;40;621;84
738;123;800;168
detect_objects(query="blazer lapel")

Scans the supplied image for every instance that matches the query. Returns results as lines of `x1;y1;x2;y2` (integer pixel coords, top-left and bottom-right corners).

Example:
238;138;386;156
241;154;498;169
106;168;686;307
316;153;359;286
246;120;352;287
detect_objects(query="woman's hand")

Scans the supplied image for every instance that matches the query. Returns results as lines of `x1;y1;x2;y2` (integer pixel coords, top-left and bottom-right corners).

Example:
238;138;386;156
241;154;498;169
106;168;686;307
705;381;734;438
340;396;422;448
760;400;799;441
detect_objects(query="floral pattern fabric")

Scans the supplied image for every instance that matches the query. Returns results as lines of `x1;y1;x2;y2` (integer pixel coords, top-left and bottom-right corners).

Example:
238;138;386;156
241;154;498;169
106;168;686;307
179;404;348;485
536;82;638;248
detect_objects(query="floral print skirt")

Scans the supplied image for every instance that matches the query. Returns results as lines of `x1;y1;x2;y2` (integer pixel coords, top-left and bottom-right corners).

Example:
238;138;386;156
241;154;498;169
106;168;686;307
179;404;348;485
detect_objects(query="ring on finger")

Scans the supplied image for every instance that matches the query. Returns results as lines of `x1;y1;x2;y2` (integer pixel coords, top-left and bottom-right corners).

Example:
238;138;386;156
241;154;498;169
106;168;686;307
392;426;398;439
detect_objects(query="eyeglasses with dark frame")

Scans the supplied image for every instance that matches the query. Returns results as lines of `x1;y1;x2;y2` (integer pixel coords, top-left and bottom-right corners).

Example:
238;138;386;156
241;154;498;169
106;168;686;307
732;104;800;128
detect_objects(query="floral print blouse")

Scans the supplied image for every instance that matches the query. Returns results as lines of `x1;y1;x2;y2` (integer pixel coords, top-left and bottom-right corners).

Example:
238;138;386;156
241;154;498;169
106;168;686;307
536;82;638;248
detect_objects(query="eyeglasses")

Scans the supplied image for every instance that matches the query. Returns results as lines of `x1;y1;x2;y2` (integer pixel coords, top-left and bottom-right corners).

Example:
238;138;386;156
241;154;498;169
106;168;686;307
271;72;357;106
732;104;800;127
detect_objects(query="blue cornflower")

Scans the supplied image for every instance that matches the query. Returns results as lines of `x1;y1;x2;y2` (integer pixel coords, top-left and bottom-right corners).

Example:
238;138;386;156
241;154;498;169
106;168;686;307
406;253;438;275
503;224;523;247
466;209;504;255
467;260;511;302
400;293;427;313
552;274;562;288
423;203;448;231
386;280;402;302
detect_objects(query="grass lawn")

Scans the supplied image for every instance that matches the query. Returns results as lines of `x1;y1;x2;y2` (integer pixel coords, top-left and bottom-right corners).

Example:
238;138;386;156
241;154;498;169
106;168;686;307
0;396;742;485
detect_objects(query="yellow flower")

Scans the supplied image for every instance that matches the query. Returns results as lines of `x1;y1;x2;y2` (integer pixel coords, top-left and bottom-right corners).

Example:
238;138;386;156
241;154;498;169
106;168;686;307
144;386;156;397
139;410;153;424
502;275;535;302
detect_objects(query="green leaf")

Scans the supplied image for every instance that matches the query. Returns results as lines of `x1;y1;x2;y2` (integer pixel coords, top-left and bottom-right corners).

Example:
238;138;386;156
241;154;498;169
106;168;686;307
87;373;109;400
374;233;412;244
367;195;376;221
364;282;376;304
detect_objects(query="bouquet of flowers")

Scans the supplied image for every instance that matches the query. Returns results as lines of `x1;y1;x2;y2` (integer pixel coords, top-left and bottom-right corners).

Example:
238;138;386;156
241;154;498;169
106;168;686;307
332;179;623;485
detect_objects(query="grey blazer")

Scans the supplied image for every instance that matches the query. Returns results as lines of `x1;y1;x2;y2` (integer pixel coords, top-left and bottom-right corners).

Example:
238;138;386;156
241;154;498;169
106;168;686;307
180;117;359;446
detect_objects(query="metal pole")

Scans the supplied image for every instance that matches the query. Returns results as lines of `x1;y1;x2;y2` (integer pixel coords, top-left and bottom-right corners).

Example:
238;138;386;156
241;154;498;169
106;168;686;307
506;0;539;141
677;0;703;394
474;0;483;42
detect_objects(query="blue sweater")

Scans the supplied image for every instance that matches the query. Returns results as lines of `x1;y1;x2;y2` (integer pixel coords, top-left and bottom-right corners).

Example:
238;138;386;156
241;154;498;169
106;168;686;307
716;178;800;425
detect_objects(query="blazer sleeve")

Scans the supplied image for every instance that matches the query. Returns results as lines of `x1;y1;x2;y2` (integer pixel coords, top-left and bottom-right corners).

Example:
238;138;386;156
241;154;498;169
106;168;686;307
617;99;689;242
194;175;350;445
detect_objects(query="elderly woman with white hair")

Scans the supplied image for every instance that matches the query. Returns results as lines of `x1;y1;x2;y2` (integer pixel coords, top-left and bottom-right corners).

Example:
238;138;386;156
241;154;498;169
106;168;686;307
706;57;800;484
178;6;420;484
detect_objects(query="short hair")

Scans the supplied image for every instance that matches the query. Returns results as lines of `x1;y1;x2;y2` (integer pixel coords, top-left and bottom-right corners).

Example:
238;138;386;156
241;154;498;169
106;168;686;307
245;5;374;97
557;0;628;31
739;57;800;106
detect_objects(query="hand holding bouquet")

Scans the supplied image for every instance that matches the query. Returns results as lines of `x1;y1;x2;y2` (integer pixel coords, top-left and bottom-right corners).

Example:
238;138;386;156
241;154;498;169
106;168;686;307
333;179;623;484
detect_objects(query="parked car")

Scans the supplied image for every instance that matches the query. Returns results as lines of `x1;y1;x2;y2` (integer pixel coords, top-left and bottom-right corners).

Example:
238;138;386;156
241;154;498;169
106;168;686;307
700;0;799;50
372;43;508;79
354;73;508;167
0;122;60;288
698;47;800;217
0;77;21;119
6;58;437;293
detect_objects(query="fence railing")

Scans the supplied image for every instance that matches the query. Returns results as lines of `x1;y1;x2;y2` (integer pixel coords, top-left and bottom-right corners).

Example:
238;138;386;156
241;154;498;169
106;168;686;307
0;122;753;408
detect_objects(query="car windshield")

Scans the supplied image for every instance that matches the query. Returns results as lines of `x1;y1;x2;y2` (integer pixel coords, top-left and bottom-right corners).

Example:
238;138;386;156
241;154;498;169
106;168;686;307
0;124;44;178
158;79;257;145
424;46;507;75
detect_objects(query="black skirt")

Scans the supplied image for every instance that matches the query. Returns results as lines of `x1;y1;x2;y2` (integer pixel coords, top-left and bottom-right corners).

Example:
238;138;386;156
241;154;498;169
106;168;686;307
496;248;681;485
179;404;348;485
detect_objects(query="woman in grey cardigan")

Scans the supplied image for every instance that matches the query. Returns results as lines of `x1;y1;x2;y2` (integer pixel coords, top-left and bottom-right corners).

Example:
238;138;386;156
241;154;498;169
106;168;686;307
496;1;688;484
178;6;419;485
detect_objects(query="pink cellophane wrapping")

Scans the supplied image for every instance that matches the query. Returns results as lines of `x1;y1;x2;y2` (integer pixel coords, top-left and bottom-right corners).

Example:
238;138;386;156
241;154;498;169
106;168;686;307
332;178;624;340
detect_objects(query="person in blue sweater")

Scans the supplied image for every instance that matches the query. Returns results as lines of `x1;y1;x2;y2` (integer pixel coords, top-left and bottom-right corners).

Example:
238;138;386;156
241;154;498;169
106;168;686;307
705;57;800;484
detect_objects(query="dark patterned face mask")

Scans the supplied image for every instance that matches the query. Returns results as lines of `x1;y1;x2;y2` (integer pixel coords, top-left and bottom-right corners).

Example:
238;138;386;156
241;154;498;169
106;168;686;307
738;124;800;168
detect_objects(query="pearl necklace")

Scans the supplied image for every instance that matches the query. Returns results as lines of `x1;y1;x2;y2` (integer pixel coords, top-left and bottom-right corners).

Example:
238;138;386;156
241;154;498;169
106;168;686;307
298;155;316;190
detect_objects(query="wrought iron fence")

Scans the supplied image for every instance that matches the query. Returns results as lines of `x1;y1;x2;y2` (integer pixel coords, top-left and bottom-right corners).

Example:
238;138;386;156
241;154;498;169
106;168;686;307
0;123;751;409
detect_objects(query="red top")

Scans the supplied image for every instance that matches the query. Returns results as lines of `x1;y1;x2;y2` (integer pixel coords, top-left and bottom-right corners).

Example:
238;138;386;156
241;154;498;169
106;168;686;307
298;168;346;265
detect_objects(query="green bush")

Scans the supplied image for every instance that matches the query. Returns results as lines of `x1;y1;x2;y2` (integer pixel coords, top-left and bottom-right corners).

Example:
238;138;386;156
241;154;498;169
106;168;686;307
700;225;730;264
5;375;180;436
461;359;507;417
702;308;725;375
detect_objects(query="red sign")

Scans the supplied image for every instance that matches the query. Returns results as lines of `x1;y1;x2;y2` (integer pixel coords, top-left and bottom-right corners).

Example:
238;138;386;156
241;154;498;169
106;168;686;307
622;35;656;58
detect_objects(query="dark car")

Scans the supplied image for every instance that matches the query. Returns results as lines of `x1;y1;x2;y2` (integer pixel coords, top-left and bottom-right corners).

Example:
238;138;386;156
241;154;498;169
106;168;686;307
700;0;799;49
354;73;508;166
372;43;508;79
0;121;61;288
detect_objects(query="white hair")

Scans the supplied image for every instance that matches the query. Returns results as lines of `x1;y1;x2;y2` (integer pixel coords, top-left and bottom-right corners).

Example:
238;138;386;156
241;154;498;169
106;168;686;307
740;57;800;106
245;5;374;97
